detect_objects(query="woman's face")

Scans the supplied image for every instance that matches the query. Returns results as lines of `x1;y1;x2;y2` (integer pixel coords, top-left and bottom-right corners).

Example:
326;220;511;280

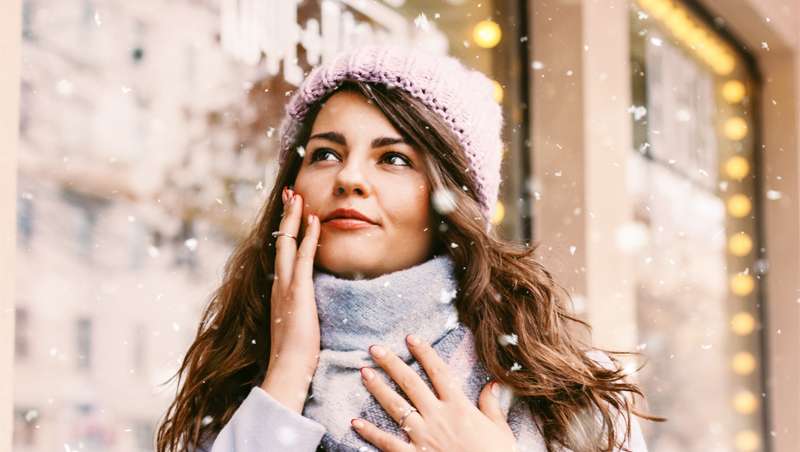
293;89;436;279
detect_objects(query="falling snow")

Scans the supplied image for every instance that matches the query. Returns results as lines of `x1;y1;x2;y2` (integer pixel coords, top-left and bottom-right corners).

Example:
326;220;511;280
431;187;457;214
414;12;431;31
498;333;518;346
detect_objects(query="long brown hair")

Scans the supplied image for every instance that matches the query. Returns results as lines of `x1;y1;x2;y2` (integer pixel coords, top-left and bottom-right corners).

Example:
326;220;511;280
156;80;660;452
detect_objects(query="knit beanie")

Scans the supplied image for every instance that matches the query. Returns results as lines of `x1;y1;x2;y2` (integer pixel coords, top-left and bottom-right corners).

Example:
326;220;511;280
277;44;504;227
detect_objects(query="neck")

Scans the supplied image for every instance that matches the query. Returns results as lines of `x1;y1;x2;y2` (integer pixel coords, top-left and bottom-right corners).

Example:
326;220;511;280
312;253;460;360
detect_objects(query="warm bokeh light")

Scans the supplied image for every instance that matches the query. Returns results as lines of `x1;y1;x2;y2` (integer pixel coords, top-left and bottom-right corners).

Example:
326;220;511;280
724;117;749;141
722;80;746;103
492;79;504;103
728;232;753;257
730;272;755;296
733;390;758;414
732;351;756;375
731;312;756;336
491;200;505;225
724;155;750;180
637;0;736;75
715;53;736;75
727;194;752;218
472;19;502;48
734;430;760;451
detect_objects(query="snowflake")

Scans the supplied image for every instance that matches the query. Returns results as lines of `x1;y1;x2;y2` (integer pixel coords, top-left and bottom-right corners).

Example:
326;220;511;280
439;287;457;304
498;333;518;346
414;12;430;31
184;238;198;251
628;105;647;121
431;188;457;214
510;362;522;372
296;145;306;157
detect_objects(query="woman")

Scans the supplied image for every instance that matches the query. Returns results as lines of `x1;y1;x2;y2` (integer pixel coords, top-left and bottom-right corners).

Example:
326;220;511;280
156;45;657;452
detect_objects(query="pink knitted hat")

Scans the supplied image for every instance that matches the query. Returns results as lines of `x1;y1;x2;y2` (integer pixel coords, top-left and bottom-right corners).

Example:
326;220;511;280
278;45;504;225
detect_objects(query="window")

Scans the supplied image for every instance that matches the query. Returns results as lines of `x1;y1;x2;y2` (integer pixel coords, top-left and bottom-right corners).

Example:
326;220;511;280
132;323;146;375
15;307;30;360
76;316;93;370
16;193;34;249
13;406;38;447
630;1;765;450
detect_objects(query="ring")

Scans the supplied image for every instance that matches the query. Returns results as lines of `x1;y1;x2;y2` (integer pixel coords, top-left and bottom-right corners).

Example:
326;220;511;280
398;406;418;430
271;231;297;240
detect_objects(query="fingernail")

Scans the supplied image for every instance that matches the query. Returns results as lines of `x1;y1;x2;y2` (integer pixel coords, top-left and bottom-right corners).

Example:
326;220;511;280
308;214;314;225
406;334;420;346
351;419;364;429
282;187;287;203
290;193;297;205
360;367;375;380
369;345;386;358
491;382;500;398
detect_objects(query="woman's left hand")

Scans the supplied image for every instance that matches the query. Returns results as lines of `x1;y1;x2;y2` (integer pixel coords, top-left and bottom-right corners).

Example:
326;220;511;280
351;334;517;452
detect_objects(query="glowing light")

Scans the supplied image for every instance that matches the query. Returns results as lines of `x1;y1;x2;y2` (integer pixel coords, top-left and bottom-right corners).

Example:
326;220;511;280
734;430;760;451
732;351;756;375
473;20;502;49
730;272;755;296
492;79;504;103
733;390;758;414
723;80;747;103
727;194;752;218
724;117;749;141
724;156;750;180
491;200;505;225
731;312;756;336
728;232;753;257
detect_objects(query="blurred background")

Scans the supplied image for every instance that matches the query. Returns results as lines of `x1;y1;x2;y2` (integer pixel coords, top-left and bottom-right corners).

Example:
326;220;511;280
1;0;799;451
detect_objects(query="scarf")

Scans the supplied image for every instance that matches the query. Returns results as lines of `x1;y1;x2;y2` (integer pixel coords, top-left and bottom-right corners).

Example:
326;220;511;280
301;253;522;451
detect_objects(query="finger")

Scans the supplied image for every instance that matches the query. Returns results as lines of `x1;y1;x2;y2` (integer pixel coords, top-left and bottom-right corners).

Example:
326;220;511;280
351;418;415;452
274;190;303;292
360;367;426;441
405;335;462;402
479;382;512;430
369;345;440;414
291;211;320;288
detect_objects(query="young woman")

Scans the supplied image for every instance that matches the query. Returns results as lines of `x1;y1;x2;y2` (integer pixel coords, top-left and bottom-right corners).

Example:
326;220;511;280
156;45;657;452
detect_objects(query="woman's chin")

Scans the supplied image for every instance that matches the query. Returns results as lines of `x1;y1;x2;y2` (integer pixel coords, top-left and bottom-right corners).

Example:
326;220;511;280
317;254;382;280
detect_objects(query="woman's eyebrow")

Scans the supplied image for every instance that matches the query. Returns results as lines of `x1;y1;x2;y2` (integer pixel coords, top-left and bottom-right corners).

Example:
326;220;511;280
308;131;410;148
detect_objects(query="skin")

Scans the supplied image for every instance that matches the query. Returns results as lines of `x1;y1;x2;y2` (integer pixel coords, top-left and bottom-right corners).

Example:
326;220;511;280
293;89;436;279
267;89;513;450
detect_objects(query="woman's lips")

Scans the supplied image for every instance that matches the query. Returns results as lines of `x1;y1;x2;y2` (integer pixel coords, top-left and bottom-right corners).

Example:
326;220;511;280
322;218;378;230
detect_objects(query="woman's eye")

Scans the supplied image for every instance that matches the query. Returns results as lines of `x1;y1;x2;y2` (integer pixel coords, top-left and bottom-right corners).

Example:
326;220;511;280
382;152;411;167
310;148;339;162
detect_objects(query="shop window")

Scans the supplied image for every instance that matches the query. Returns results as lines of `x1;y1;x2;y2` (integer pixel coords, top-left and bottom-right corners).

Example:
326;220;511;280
630;1;765;450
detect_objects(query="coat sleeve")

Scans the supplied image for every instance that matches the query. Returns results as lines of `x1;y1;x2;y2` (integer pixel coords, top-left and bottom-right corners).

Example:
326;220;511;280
194;386;327;452
586;349;650;452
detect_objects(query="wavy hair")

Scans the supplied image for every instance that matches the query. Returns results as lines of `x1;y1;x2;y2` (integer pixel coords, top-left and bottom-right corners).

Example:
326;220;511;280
156;80;661;452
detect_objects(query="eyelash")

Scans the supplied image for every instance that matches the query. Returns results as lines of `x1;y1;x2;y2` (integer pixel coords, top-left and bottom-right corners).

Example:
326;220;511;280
309;148;412;167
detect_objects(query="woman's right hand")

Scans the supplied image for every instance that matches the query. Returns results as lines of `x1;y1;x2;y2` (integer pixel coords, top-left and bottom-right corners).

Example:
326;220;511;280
260;186;322;414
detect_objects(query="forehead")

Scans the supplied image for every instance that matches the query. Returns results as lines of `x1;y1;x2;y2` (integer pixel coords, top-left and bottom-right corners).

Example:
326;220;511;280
311;90;400;137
